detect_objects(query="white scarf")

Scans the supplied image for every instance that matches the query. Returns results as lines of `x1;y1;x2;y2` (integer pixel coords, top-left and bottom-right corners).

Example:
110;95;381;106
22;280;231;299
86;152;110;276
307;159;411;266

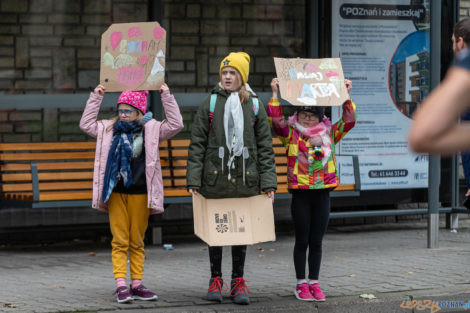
220;83;255;180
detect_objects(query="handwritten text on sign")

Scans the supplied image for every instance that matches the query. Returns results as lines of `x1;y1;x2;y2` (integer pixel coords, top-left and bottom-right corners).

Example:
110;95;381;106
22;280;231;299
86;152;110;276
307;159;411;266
100;22;166;92
274;57;349;106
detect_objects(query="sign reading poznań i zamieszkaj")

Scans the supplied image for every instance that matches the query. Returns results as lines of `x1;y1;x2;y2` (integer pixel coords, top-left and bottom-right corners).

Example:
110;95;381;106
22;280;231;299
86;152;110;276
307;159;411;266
331;1;430;190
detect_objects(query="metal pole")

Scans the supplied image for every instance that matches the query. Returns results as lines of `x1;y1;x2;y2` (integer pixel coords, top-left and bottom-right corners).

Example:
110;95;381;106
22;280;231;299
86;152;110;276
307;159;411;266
449;0;461;232
427;0;441;249
306;0;319;58
148;0;164;120
450;154;459;231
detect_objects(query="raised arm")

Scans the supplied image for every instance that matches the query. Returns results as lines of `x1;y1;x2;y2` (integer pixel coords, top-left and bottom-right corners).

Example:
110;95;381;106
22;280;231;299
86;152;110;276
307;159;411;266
267;78;291;143
332;79;356;143
409;66;470;154
332;99;357;144
158;83;184;141
255;98;277;193
79;84;105;138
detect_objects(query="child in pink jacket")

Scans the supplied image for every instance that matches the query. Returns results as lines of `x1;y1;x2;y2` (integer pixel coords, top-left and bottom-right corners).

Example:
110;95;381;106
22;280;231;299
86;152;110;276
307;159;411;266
79;84;183;304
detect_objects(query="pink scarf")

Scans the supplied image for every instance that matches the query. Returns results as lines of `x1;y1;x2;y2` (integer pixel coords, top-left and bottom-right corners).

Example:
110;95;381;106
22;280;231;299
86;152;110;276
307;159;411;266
287;112;332;166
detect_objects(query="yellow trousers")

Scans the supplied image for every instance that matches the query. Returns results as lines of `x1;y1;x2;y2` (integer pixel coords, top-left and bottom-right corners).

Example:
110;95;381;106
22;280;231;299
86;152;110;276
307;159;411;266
108;192;149;280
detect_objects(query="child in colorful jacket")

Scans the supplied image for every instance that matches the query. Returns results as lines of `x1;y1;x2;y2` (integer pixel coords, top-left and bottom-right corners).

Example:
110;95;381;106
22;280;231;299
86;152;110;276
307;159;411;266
268;78;356;302
79;84;183;304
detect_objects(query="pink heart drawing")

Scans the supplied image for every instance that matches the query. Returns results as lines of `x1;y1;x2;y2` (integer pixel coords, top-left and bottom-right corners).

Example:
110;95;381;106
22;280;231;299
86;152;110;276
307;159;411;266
326;70;339;77
128;27;143;38
153;26;165;40
110;32;122;50
305;63;319;72
117;66;145;87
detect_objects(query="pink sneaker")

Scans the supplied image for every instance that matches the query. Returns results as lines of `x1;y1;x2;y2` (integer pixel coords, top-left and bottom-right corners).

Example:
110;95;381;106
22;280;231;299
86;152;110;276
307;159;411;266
294;282;314;301
309;283;326;301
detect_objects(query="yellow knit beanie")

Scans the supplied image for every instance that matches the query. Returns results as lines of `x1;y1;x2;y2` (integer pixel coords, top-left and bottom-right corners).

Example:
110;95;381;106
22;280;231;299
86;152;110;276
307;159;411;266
219;52;250;85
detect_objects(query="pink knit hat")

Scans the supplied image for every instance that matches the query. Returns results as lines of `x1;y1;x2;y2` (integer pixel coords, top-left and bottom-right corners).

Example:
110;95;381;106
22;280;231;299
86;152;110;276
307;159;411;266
117;90;149;114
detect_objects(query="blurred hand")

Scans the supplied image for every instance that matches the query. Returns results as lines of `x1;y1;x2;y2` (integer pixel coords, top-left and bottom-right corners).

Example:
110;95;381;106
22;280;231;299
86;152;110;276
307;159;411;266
188;188;198;195
266;190;275;203
344;79;352;95
94;84;105;96
160;83;169;93
270;78;280;98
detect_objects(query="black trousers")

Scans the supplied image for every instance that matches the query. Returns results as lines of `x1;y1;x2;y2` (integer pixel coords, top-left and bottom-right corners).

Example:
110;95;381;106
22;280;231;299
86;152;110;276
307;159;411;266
208;245;247;279
291;189;330;280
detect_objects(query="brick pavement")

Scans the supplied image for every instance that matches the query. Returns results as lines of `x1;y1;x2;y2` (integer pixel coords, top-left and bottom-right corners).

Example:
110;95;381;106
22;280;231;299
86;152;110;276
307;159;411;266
0;218;469;313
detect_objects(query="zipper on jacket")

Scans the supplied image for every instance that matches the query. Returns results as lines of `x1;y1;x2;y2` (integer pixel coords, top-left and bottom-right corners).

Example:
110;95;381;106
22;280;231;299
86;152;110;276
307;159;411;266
96;121;105;205
149;134;159;208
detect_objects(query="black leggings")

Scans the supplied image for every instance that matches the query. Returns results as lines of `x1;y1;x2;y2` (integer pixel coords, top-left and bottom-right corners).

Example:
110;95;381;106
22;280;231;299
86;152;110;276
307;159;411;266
209;245;247;279
291;189;330;280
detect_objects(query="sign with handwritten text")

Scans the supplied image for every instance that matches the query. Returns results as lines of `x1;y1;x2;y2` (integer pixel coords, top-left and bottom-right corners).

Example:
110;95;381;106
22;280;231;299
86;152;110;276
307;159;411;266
100;22;166;92
274;57;349;106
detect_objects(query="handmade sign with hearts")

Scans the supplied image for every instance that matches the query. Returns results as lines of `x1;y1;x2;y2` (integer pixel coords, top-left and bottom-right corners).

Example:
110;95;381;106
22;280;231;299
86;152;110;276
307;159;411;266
274;57;349;106
100;22;166;92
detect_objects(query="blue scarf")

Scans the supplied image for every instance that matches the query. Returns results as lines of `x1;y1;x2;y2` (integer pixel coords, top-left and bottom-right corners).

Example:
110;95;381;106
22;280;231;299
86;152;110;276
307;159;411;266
102;121;142;202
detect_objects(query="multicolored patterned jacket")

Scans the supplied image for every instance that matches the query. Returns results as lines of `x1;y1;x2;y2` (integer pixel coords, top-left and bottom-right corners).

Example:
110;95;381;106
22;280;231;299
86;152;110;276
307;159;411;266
267;98;356;190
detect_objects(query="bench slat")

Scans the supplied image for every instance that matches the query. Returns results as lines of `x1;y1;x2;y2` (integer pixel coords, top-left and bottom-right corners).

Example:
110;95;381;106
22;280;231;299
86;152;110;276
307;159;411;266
1;171;93;182
172;160;187;167
39;191;92;201
0;162;94;172
0;152;94;161
164;189;190;197
0;142;96;151
2;181;92;192
169;139;191;147
169;150;188;157
2;192;33;200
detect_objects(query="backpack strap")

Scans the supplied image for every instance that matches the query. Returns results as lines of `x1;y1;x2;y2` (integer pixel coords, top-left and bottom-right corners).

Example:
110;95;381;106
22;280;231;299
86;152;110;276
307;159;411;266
209;93;217;114
208;93;217;131
208;93;259;130
252;97;259;117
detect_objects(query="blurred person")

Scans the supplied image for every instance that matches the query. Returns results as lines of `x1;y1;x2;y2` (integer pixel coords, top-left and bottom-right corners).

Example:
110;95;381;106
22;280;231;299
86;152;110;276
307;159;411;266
409;19;470;208
453;18;470;208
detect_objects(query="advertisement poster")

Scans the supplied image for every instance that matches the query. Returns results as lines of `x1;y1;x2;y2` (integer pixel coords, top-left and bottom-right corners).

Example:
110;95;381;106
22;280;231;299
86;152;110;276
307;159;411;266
332;0;430;190
273;57;350;107
100;22;166;92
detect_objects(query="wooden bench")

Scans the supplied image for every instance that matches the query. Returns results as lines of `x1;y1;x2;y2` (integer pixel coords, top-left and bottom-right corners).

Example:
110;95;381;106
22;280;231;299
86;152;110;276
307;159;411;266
159;137;360;203
0;139;360;208
0;139;360;244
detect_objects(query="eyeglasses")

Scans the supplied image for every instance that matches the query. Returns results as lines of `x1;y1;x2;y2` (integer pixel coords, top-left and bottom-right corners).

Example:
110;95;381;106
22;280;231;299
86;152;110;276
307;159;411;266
116;109;136;117
298;111;318;121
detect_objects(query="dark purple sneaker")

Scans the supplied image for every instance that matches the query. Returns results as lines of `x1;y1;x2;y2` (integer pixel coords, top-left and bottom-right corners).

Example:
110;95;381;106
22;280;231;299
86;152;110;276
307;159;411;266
130;284;158;301
114;286;133;304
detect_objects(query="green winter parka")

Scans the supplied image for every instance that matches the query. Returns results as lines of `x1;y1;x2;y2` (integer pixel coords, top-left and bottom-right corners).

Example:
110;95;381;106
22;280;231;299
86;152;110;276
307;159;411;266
186;85;277;199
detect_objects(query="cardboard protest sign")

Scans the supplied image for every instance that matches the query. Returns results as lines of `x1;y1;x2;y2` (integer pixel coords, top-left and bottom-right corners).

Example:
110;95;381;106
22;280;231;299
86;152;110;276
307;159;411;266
274;57;349;106
192;193;276;247
100;22;166;92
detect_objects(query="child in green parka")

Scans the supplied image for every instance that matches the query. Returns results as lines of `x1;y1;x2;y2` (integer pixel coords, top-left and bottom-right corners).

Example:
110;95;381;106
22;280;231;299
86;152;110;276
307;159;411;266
186;52;277;305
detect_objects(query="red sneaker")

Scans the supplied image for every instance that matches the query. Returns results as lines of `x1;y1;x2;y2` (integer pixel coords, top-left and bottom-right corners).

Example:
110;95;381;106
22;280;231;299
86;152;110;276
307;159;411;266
309;283;326;301
294;282;314;301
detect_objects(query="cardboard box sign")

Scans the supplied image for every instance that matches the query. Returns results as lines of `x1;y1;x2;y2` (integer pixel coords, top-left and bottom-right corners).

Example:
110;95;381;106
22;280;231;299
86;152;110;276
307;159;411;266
100;21;166;92
273;57;349;107
192;194;276;247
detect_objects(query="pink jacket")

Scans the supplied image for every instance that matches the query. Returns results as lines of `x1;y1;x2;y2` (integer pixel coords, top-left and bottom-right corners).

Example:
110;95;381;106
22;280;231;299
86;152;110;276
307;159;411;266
79;91;184;215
